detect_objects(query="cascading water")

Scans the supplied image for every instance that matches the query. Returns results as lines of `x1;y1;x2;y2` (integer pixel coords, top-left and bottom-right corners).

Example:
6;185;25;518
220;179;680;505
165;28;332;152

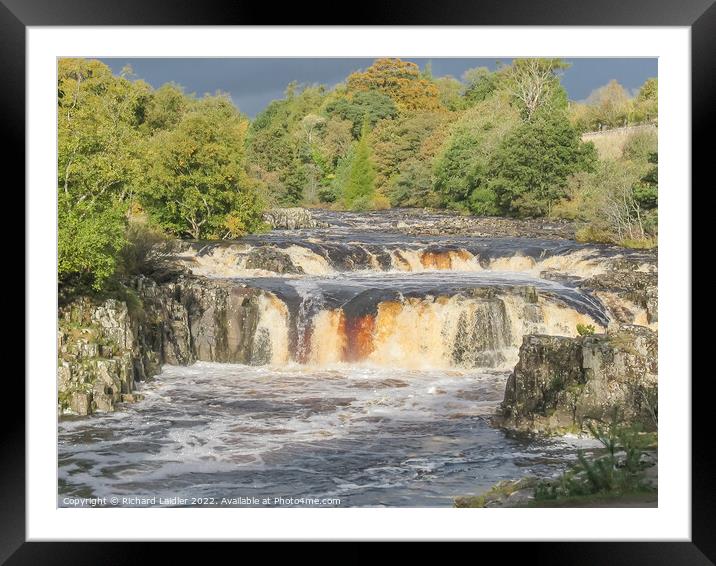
237;272;609;370
59;210;648;507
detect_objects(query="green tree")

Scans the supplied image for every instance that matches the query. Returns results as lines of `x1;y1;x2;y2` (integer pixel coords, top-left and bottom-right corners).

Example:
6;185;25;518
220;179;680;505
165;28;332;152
633;152;658;210
490;111;596;216
388;158;438;207
631;78;658;123
281;159;308;205
371;111;450;199
342;125;376;209
461;66;499;105
141;95;264;239
434;76;464;111
142;82;189;132
324;90;397;138
57;59;150;290
58;193;128;290
433;96;520;213
246;84;328;204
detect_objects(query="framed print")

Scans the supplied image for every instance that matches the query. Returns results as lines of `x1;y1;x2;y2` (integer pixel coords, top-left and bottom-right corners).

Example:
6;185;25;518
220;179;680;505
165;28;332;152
6;0;710;559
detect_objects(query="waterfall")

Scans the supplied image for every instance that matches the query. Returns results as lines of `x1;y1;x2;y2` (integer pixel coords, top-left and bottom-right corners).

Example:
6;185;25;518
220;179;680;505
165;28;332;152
245;288;605;370
164;210;658;371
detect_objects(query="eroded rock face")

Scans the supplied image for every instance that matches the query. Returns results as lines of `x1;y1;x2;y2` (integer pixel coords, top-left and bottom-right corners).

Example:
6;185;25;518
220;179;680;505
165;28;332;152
498;324;658;433
57;276;265;416
58;298;145;415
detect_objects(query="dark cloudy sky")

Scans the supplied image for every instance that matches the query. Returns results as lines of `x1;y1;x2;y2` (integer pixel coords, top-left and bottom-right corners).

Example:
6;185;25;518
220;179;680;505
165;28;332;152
99;58;657;118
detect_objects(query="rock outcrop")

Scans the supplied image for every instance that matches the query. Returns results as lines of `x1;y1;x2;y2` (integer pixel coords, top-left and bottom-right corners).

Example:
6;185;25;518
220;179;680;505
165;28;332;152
244;247;304;274
262;207;328;230
581;270;658;327
497;324;658;433
58;276;266;416
58;298;152;415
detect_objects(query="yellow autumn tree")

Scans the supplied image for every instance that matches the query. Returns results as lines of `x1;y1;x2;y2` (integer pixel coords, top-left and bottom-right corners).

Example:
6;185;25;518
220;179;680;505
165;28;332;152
346;58;442;112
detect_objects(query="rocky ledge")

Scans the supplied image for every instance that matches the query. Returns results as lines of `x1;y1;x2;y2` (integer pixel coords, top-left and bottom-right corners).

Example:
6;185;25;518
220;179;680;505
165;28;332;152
496;324;658;434
262;207;328;230
58;275;268;415
397;214;576;240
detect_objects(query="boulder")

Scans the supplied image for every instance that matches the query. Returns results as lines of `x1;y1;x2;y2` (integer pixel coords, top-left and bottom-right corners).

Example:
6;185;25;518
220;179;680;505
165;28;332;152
262;207;327;230
244;247;304;274
498;324;658;433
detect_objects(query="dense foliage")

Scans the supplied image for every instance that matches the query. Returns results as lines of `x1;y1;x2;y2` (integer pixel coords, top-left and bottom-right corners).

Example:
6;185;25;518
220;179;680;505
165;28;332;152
58;57;658;291
57;59;264;291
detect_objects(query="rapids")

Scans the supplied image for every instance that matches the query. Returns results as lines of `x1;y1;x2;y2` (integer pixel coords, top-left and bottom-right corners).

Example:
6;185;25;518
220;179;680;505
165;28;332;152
58;210;650;506
59;363;601;507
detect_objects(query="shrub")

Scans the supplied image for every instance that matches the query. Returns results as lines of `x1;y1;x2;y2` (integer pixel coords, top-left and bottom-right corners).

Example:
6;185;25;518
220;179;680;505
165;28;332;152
58;193;128;292
535;416;655;501
576;323;596;336
117;215;176;278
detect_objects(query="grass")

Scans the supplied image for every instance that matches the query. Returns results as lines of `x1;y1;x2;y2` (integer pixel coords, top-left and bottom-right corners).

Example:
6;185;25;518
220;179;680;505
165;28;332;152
617;237;657;250
575;226;657;250
526;489;656;507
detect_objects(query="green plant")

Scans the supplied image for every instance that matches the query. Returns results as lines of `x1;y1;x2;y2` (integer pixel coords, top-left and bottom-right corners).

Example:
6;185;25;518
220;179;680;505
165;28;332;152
576;323;596;336
535;414;655;501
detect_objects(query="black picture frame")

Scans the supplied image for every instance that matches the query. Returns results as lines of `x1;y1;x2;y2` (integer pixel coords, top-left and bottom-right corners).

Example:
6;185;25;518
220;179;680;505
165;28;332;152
6;0;707;560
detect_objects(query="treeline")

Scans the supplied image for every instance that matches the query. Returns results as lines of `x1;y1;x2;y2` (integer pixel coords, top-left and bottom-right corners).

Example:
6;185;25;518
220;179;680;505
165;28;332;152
58;59;266;291
245;58;656;222
58;57;658;292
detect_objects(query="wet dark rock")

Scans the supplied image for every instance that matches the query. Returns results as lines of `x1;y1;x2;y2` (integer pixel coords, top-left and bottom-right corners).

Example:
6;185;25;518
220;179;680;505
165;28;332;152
581;270;658;324
244;247;304;274
497;325;658;433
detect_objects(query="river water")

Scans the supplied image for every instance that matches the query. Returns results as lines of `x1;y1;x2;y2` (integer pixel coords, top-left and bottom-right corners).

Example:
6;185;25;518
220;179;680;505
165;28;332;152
58;210;647;507
59;363;600;507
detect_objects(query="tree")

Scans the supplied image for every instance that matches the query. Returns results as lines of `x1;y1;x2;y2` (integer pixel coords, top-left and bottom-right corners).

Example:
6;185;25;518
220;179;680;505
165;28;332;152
584;80;631;128
574;159;654;242
388;158;438;207
141;95;264;239
324;90;397;138
633;152;658;211
342;124;376;209
58;58;149;205
505;58;570;121
490;110;596;216
433;96;520;213
345;58;442;111
142;82;189;132
435;76;463;111
57;58;151;290
317;117;353;168
371;111;449;198
631;78;658;123
281;159;307;205
246;84;329;204
462;66;499;105
58;193;128;290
